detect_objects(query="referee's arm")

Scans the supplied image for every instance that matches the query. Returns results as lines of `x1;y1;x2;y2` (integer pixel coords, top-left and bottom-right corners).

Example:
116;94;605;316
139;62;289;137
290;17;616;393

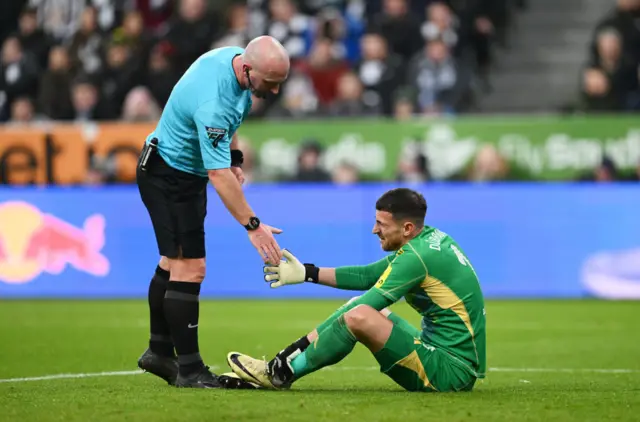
208;169;254;225
194;106;282;264
195;110;255;227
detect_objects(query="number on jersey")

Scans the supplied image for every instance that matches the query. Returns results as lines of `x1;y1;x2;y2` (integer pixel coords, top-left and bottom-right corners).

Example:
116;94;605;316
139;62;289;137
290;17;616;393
450;245;479;278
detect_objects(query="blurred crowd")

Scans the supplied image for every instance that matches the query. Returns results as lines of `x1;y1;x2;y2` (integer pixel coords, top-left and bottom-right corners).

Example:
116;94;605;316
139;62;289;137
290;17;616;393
0;0;525;123
575;0;640;112
233;136;640;185
1;0;637;185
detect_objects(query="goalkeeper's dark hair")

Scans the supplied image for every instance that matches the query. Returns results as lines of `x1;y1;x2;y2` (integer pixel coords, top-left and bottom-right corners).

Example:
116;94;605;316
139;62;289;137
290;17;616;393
375;188;427;227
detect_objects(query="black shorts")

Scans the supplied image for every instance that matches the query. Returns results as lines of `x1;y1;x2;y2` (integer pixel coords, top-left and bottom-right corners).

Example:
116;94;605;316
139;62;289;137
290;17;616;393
136;149;209;259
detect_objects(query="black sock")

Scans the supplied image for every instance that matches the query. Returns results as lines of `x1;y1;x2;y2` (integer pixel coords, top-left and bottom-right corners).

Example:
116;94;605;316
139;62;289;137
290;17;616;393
148;266;174;357
164;281;204;376
269;335;311;375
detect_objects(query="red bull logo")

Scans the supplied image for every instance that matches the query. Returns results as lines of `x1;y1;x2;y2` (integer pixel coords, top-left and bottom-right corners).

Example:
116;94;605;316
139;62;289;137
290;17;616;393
0;201;109;284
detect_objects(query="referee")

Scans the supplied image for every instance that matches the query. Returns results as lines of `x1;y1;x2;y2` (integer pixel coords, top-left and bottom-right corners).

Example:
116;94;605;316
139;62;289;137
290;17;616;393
136;36;289;388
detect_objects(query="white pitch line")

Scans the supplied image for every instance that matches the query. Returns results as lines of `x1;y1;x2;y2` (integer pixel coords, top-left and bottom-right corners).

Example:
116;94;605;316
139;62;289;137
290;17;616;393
0;370;143;383
488;367;639;374
0;366;222;384
0;366;638;384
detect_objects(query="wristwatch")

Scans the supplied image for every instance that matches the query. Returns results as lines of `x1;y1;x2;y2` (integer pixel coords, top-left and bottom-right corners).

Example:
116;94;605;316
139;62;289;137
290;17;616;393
244;216;261;231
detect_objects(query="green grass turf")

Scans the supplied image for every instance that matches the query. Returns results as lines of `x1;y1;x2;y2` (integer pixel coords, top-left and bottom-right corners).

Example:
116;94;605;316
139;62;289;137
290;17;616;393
0;299;639;421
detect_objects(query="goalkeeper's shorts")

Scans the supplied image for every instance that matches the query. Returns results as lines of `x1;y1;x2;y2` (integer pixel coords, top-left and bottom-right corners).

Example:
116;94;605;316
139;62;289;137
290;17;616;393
373;318;477;393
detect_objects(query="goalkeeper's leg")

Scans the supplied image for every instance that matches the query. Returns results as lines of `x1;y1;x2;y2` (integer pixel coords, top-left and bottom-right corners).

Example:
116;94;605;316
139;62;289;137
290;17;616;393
228;297;396;389
286;305;395;384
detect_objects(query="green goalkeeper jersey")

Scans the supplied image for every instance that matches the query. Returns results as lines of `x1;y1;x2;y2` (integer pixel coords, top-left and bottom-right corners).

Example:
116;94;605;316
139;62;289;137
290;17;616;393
335;226;486;378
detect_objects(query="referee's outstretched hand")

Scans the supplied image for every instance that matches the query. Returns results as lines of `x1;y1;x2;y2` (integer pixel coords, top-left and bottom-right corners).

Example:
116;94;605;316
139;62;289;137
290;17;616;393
248;223;283;265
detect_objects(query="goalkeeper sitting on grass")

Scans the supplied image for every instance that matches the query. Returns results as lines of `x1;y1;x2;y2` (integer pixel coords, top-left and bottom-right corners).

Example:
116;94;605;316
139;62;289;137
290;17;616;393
227;188;487;392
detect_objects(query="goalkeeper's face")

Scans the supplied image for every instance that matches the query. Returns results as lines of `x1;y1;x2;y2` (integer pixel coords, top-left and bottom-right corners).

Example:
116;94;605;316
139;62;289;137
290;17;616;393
373;210;407;252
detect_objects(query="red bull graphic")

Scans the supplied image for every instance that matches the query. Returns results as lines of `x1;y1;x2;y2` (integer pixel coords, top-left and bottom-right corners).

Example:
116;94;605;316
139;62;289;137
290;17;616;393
0;201;109;284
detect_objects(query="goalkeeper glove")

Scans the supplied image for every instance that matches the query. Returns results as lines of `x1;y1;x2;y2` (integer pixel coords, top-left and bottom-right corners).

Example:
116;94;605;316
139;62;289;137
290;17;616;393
263;249;319;288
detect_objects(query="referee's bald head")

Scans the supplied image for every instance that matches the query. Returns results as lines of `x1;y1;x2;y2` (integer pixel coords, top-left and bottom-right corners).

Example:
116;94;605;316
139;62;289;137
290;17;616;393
241;36;290;99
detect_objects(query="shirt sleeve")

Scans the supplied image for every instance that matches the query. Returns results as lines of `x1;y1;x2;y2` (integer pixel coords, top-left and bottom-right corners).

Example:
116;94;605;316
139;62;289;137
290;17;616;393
334;256;393;291
373;247;428;302
194;102;231;170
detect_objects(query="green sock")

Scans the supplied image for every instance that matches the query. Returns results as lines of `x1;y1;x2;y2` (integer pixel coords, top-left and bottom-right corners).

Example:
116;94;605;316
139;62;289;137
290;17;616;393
290;351;311;378
291;315;357;380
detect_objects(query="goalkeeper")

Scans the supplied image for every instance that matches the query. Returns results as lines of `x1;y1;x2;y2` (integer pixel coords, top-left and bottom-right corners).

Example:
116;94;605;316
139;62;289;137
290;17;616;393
227;188;486;392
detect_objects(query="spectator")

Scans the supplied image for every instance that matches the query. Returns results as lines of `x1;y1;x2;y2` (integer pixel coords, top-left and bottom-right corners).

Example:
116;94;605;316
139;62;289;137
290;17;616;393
121;86;161;122
265;0;312;62
0;1;28;44
590;0;640;67
467;145;509;182
38;45;74;120
363;0;427;22
0;36;40;122
580;28;637;111
579;156;621;182
16;7;51;69
393;95;415;120
594;156;619;182
292;140;331;182
332;161;360;185
70;76;116;122
297;0;351;16
311;7;363;64
297;37;350;107
10;96;36;124
146;41;179;107
397;141;430;183
100;40;142;116
367;0;423;63
445;0;496;79
406;38;472;115
213;2;250;48
595;28;637;108
579;68;620;111
28;0;85;42
68;6;106;76
328;71;380;116
266;71;319;118
165;0;223;73
355;32;403;116
421;2;460;56
130;0;174;35
111;10;153;71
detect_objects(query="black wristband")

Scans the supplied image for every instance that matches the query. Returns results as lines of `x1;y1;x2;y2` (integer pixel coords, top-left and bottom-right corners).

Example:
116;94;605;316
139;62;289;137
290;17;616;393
304;264;319;283
231;149;244;167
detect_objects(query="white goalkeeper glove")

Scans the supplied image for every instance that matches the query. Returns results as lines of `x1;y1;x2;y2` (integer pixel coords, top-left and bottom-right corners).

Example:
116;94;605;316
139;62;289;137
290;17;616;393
263;249;318;288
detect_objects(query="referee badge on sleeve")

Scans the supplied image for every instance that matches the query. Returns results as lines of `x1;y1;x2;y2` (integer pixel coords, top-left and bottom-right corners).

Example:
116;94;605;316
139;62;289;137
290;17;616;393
205;127;227;148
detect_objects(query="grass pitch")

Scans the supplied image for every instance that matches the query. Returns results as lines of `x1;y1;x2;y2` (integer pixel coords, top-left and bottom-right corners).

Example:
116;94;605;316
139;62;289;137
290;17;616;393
0;299;639;422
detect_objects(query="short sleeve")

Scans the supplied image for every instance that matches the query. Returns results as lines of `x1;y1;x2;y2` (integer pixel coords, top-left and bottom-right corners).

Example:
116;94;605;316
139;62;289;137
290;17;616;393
194;103;231;170
373;248;428;302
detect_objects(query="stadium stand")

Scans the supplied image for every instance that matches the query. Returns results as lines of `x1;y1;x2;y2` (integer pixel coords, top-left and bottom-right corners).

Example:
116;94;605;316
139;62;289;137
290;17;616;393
0;0;638;185
0;0;528;122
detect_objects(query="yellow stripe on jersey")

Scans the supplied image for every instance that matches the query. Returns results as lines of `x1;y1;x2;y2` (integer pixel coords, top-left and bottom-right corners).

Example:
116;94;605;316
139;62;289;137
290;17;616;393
395;350;438;391
374;265;392;288
420;275;478;363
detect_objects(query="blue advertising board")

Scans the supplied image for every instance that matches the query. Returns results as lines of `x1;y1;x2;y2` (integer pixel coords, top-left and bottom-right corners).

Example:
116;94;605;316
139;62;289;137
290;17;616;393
0;184;639;299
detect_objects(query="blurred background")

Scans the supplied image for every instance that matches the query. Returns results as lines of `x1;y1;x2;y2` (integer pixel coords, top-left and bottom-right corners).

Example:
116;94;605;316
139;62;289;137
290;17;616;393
0;0;639;300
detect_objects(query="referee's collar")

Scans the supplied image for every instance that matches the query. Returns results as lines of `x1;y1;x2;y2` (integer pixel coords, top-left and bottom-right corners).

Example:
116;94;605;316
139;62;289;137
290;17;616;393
231;54;245;95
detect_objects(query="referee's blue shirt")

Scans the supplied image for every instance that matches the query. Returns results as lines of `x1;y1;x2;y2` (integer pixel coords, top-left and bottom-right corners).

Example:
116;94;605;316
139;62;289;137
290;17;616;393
146;46;253;177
